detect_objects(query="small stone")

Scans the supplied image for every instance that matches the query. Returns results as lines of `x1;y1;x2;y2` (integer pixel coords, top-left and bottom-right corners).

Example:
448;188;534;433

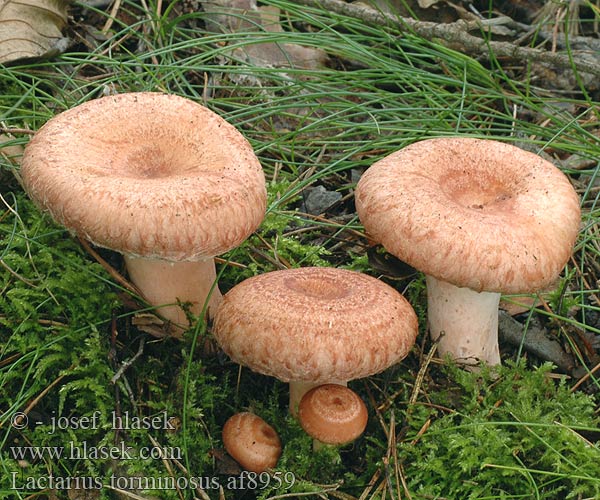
303;185;342;215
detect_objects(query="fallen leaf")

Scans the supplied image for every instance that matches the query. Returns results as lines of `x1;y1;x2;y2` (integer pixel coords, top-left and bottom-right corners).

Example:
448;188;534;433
131;313;173;338
500;295;542;316
202;0;327;69
202;0;259;33
0;0;71;64
0;133;24;184
210;448;244;475
418;0;442;8
0;134;23;163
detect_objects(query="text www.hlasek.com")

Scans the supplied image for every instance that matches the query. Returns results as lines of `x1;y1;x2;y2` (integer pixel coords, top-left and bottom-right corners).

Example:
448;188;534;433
10;441;181;461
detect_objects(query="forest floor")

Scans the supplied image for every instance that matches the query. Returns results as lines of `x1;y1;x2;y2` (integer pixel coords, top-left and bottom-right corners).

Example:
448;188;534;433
1;1;600;499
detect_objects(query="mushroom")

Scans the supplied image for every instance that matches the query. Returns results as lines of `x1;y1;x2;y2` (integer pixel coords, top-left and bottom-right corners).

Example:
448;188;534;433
298;384;368;448
20;92;266;334
222;412;282;473
213;267;418;414
355;137;581;366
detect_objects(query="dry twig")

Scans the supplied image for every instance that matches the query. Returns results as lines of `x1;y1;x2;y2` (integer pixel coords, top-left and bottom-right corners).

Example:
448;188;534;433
294;0;600;77
498;311;575;372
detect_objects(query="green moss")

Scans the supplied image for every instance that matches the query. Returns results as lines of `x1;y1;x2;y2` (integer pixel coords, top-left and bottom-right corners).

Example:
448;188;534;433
399;361;600;499
1;0;599;497
0;193;122;496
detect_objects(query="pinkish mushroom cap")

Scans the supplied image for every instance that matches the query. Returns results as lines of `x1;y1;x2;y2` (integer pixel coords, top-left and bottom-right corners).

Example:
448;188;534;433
355;137;580;365
222;412;282;473
298;384;368;446
21;92;266;332
213;267;418;412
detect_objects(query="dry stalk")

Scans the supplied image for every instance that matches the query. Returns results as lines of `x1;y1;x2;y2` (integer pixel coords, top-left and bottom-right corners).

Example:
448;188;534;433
293;0;600;77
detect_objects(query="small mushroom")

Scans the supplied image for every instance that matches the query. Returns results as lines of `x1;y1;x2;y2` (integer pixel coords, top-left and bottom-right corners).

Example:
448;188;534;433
21;92;266;335
298;384;368;448
355;137;580;366
222;412;282;473
213;267;418;414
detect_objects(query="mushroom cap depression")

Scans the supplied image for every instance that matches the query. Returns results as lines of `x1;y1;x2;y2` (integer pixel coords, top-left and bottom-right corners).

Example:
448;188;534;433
21;92;267;261
355;137;580;294
298;384;368;445
213;267;418;383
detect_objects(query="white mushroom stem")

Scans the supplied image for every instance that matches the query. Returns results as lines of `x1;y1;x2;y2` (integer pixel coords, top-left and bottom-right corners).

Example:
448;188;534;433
426;275;501;367
289;380;347;417
124;255;223;330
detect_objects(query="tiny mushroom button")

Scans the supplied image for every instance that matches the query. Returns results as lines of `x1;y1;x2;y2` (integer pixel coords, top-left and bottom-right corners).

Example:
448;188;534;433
20;92;267;335
213;267;418;415
355;137;581;367
222;412;282;473
298;384;368;447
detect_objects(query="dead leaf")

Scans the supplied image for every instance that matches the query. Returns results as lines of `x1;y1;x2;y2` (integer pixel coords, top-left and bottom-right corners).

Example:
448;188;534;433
500;295;542;316
210;448;244;475
500;281;560;316
0;0;71;64
418;0;442;8
0;134;23;164
202;0;328;69
0;133;24;184
202;0;259;33
131;313;174;339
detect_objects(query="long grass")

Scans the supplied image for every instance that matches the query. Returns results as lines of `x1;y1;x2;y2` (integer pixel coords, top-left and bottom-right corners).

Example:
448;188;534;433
1;0;599;498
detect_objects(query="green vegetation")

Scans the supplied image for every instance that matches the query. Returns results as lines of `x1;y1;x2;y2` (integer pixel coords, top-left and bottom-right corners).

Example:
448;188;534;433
1;0;599;498
401;362;599;499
